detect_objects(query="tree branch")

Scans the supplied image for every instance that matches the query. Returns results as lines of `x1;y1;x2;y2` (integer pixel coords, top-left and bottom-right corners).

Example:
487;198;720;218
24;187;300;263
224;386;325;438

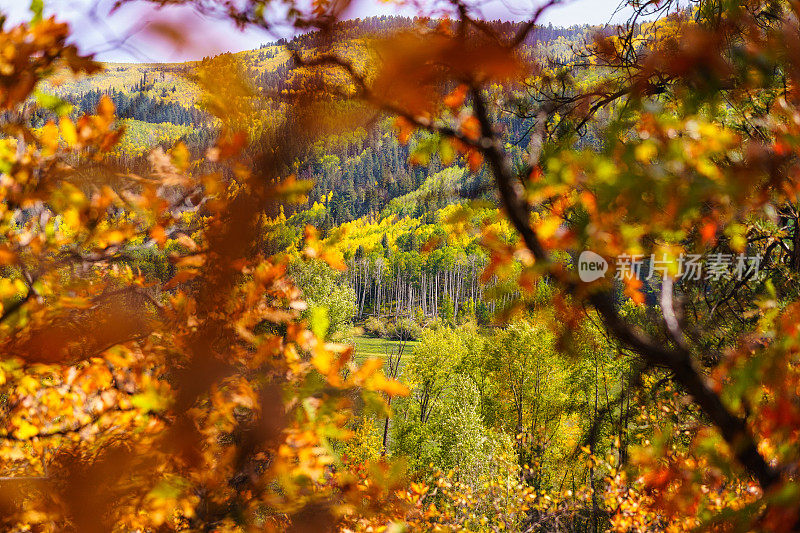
467;79;781;491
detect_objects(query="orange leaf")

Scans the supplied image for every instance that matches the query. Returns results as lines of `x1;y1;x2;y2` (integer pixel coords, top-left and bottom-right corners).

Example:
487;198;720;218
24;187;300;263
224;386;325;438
0;246;17;265
623;275;645;305
174;255;205;268
217;131;247;159
460;116;481;141
352;358;384;383
97;95;115;121
150;225;167;246
175;234;198;251
164;269;200;290
467;150;484;173
394;117;415;145
381;378;410;396
700;220;717;245
443;84;467;111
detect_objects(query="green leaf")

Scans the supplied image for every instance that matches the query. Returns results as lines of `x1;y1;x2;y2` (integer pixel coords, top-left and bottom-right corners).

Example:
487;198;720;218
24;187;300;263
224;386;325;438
30;0;44;25
34;90;73;117
309;305;329;340
438;138;455;166
148;475;189;500
131;386;168;413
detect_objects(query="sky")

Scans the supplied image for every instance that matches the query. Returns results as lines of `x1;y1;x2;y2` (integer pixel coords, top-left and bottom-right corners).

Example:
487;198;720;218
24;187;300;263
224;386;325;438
2;0;638;62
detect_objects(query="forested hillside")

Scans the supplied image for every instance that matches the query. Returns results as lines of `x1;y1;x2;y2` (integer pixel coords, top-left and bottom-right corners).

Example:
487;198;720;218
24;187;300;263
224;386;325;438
36;16;597;330
35;17;597;222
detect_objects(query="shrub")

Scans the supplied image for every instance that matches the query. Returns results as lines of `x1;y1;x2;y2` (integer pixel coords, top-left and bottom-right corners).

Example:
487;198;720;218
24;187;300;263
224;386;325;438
363;316;388;338
476;300;492;326
387;317;423;341
439;295;455;325
426;317;446;331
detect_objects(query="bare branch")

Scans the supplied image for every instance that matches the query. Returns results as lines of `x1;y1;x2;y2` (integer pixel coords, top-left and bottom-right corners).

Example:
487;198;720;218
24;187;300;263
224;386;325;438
660;275;688;350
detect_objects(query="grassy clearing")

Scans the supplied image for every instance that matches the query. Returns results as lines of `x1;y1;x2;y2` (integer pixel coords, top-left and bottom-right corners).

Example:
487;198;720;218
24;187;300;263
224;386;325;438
352;335;418;362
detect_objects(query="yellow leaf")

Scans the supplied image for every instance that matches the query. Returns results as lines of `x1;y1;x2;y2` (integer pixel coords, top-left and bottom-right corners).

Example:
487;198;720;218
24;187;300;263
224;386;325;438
634;141;657;163
14;420;40;440
170;141;191;172
40;121;59;155
311;349;333;376
63;207;80;230
104;230;125;244
536;216;562;240
59;116;77;146
0;278;21;299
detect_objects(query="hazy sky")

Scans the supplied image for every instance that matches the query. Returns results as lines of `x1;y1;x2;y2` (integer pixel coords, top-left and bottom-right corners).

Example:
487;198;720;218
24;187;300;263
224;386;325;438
3;0;637;62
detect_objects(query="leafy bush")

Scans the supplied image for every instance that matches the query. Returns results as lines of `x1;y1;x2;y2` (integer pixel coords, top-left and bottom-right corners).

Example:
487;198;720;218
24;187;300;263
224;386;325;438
426;316;446;331
475;300;491;326
387;317;423;340
439;294;455;325
363;316;388;338
288;258;357;341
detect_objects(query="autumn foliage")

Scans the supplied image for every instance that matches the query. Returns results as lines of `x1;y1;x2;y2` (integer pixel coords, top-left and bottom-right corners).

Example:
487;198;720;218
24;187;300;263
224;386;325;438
7;0;800;531
0;5;409;532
